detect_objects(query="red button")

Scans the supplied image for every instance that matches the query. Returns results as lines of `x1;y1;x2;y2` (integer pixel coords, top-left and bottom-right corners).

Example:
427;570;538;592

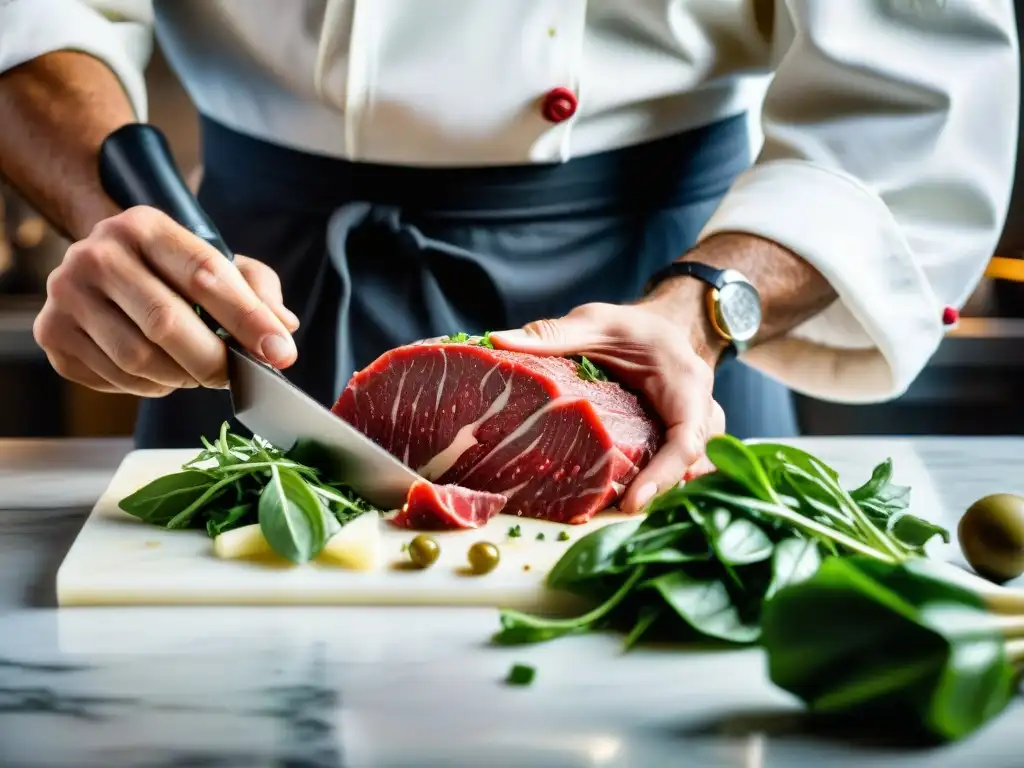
942;306;959;325
541;87;577;123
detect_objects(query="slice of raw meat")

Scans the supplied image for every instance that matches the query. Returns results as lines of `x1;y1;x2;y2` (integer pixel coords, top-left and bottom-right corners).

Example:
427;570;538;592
393;480;508;530
332;340;663;524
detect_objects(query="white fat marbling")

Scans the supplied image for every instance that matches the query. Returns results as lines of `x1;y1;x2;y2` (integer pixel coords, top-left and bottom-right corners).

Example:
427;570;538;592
2;437;1024;767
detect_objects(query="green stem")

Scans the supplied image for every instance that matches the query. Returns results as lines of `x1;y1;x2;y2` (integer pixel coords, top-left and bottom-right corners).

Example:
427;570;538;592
808;458;905;561
165;473;245;529
504;567;646;631
701;490;897;564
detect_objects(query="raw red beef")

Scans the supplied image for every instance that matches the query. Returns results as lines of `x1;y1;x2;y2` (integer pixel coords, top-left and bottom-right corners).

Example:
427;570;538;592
393;480;508;530
331;340;663;525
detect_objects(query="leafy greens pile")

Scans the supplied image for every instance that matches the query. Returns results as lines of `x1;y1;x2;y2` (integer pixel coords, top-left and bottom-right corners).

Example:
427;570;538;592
494;435;949;647
118;422;377;563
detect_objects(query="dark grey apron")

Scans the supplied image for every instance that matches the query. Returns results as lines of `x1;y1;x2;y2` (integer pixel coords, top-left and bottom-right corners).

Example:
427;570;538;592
133;115;799;448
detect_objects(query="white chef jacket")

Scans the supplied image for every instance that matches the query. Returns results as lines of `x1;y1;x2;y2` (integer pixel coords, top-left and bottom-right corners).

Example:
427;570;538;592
0;0;1019;405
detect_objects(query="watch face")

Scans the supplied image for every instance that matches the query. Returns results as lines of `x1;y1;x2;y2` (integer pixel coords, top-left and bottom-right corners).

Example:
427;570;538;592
717;282;762;342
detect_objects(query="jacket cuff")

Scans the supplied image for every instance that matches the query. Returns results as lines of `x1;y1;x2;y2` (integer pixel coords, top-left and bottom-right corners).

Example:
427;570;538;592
699;158;947;404
0;0;151;120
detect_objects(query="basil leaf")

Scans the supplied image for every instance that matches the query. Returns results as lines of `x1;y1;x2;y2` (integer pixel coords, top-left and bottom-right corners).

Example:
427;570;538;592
258;465;330;563
765;537;822;599
118;471;216;526
644;570;760;644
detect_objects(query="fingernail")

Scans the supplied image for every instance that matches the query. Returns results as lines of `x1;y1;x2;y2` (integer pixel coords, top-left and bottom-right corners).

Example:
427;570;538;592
633;482;658;510
261;333;296;365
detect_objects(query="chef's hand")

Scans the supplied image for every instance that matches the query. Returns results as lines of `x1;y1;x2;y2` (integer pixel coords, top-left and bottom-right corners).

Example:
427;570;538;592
489;299;725;514
33;206;300;396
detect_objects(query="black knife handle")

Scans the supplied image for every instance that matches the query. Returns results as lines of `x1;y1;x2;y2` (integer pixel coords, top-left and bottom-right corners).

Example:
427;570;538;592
98;122;231;335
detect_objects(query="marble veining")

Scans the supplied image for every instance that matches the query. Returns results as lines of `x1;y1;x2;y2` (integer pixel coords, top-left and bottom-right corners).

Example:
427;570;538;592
2;437;1024;767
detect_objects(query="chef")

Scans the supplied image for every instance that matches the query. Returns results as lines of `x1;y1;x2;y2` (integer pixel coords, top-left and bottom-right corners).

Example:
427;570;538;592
0;1;1017;513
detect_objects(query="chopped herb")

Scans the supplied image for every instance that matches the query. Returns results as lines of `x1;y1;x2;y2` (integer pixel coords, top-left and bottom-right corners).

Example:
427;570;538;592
536;532;546;541
440;330;494;348
575;356;608;382
508;524;522;538
118;422;378;564
506;663;536;686
557;531;571;541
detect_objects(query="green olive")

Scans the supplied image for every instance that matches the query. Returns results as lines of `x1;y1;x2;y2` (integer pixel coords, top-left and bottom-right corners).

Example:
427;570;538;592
958;493;1024;583
467;541;500;575
408;535;440;569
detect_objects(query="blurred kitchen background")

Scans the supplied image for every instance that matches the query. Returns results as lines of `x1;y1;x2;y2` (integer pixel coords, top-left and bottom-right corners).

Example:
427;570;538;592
3;40;1024;440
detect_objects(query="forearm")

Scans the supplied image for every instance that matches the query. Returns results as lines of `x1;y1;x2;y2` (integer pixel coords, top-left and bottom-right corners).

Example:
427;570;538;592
646;231;837;364
0;51;135;241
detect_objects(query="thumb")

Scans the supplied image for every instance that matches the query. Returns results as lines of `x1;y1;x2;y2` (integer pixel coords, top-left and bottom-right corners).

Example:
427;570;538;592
489;315;607;357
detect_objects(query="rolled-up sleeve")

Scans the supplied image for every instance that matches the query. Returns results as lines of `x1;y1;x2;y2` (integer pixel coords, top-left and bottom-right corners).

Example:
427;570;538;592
700;0;1020;403
0;0;154;120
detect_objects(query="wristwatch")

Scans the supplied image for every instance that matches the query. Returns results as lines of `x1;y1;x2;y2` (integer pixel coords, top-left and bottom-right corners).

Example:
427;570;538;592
643;261;762;365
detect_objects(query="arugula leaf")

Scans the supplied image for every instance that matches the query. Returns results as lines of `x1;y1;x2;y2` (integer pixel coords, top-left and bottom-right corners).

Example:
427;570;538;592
118;471;216;526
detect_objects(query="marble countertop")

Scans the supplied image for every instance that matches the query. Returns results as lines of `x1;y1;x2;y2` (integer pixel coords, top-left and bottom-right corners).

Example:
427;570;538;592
2;436;1024;767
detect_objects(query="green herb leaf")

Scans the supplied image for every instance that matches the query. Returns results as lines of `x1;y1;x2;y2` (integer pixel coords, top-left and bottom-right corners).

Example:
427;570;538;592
545;519;643;590
506;663;536;686
644;570;761;644
762;556;1017;743
205;503;253;538
575;356;608;383
888;513;950;551
705;435;778;503
708;508;774;566
118;471;216;526
495;567;645;645
764;537;822;599
257;465;332;563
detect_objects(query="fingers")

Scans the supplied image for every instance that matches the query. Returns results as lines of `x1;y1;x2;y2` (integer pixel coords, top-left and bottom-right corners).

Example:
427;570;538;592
488;303;618;356
74;289;204;390
36;310;182;397
99;207;297;368
236;255;300;333
92;250;231;387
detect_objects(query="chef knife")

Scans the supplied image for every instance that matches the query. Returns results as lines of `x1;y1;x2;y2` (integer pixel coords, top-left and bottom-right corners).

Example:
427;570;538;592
97;122;420;510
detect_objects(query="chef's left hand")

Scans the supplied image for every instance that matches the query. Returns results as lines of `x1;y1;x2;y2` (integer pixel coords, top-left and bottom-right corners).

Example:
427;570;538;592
489;297;725;514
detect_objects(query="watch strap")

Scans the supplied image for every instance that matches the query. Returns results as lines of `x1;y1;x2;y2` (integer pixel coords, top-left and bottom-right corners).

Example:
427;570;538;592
643;260;726;295
644;260;737;368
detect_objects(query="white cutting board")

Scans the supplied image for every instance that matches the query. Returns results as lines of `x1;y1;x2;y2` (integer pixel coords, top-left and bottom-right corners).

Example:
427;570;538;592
56;449;639;611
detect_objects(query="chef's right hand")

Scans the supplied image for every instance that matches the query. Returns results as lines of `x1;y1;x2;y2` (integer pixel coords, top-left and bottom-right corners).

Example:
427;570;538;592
33;206;300;396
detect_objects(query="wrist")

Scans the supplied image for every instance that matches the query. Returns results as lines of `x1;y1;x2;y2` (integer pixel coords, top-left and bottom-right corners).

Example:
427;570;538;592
641;278;729;369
